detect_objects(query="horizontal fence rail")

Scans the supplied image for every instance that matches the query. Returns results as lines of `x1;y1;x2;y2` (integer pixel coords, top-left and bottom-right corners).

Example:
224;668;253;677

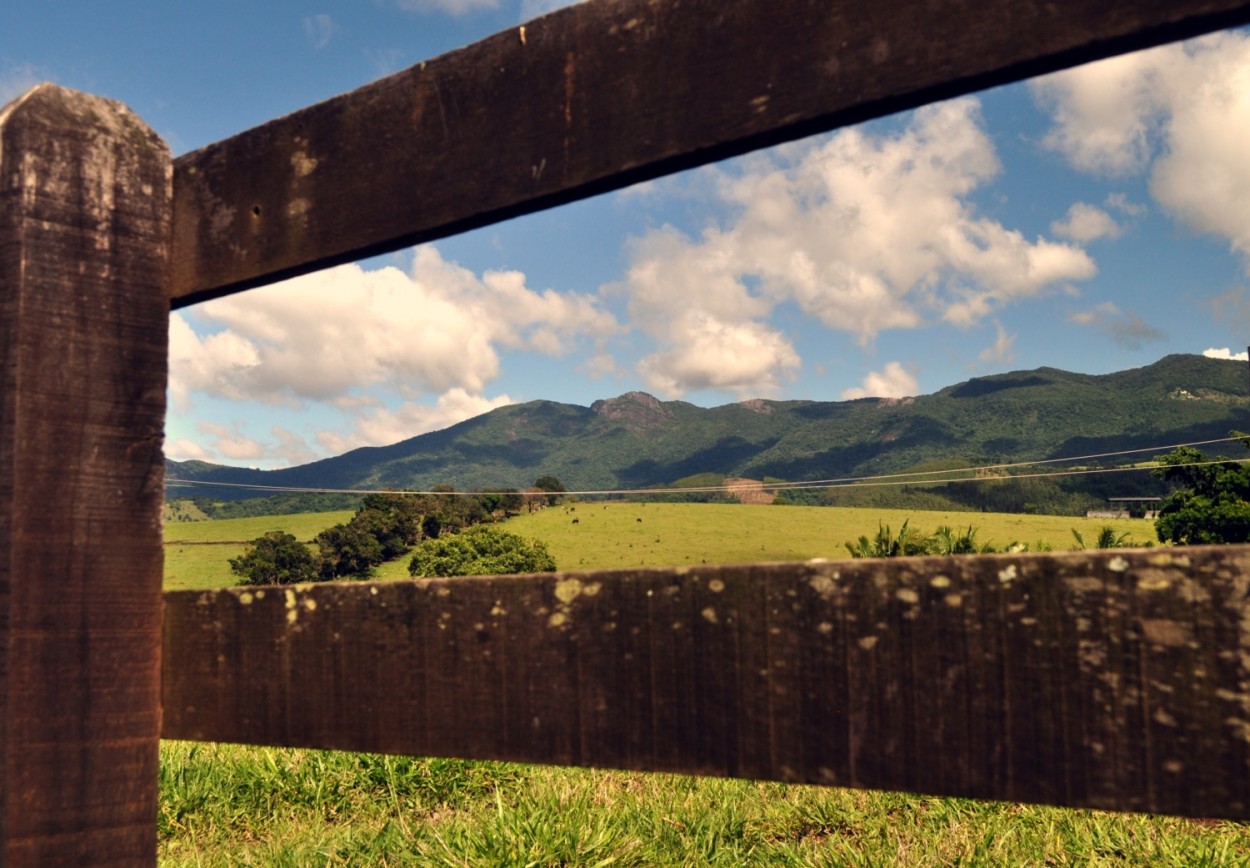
165;546;1250;819
170;0;1250;305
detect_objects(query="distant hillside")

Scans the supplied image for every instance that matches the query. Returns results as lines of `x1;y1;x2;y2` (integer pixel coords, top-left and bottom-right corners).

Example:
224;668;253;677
168;354;1250;507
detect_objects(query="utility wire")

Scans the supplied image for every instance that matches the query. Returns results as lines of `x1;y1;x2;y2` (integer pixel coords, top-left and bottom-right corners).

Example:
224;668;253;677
165;435;1248;498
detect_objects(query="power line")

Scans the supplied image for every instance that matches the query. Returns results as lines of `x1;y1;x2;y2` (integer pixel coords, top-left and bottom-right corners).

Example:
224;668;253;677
165;435;1248;499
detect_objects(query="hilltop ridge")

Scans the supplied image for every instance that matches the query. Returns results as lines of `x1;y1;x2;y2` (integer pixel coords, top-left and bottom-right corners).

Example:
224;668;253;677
168;354;1250;506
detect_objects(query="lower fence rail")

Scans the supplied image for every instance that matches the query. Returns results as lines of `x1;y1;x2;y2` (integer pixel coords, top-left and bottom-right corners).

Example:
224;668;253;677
164;546;1250;820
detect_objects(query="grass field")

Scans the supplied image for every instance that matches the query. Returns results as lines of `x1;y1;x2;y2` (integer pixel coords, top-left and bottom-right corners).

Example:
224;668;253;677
159;504;1244;865
163;511;354;591
166;502;1149;587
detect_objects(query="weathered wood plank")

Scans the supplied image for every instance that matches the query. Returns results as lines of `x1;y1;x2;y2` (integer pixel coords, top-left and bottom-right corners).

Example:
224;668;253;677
170;0;1250;305
164;547;1250;819
0;85;170;866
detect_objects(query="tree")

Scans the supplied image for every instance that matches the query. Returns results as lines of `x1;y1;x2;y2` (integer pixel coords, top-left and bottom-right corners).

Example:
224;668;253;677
408;525;557;578
533;475;567;506
1153;435;1250;545
315;523;385;579
229;531;318;586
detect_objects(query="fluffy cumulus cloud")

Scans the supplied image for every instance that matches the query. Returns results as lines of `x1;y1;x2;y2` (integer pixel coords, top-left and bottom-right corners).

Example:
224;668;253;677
1033;31;1250;270
840;362;919;400
171;246;618;461
1050;202;1123;242
197;422;265;460
316;390;515;456
1204;347;1249;362
619;98;1095;397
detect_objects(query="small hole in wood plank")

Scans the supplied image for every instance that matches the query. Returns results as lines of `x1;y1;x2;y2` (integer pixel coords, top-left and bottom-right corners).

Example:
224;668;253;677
251;205;261;218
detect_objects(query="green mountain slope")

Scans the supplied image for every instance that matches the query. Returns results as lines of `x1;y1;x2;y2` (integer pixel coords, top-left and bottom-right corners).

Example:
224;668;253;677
168;354;1250;500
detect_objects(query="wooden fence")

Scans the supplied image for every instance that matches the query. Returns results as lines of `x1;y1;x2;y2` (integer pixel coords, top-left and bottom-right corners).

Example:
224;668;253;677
4;0;1250;862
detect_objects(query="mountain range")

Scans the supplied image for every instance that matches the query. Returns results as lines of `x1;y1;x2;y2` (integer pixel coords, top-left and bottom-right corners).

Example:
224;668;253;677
167;354;1250;503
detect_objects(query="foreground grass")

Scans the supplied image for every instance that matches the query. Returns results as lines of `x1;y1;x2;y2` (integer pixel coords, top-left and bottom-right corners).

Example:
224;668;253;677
159;743;1248;866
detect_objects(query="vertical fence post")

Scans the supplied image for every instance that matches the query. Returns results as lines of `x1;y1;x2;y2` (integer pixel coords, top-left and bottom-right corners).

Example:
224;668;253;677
0;85;169;864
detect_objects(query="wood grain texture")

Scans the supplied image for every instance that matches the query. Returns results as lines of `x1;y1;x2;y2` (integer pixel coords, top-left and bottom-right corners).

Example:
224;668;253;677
0;85;169;866
170;0;1250;305
164;547;1250;819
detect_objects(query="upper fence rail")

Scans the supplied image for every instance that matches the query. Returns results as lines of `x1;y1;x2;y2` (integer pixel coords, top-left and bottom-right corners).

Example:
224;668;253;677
170;0;1250;307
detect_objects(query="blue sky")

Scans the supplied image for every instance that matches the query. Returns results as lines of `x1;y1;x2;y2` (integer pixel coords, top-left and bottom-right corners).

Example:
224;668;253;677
4;2;1249;469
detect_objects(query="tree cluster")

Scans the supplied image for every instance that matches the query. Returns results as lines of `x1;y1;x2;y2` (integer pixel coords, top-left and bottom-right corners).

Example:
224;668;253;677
1153;435;1250;545
229;478;565;586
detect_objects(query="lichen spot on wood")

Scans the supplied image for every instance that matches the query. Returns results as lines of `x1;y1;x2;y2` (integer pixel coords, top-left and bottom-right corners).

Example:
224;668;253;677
809;572;838;598
238;591;254;606
1138;574;1172;591
930;575;951;589
1108;556;1129;572
895;588;920;605
701;607;719;624
858;635;879;651
708;578;725;593
998;565;1018;584
554;577;582;605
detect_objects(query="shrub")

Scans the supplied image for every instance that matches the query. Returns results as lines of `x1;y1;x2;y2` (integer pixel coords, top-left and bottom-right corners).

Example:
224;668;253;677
409;525;557;578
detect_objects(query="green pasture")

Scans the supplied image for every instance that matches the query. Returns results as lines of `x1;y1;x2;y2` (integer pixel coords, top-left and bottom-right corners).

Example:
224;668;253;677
165;502;1150;589
163;511;354;591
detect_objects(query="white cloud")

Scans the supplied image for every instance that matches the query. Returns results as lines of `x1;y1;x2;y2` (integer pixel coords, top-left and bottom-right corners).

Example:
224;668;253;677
170;246;616;463
1050;202;1123;242
166;438;212;462
636;313;799;399
617;97;1095;397
1203;347;1249;362
171;246;617;410
197;422;264;461
271;427;320;466
1105;192;1147;218
1031;49;1167;175
316;389;514;454
303;14;338;49
1034;31;1250;270
840;362;919;400
396;0;499;15
978;323;1015;367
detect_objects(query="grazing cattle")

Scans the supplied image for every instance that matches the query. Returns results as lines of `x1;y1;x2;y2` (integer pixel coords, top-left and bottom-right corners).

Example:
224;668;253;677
636;517;642;523
572;518;579;525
